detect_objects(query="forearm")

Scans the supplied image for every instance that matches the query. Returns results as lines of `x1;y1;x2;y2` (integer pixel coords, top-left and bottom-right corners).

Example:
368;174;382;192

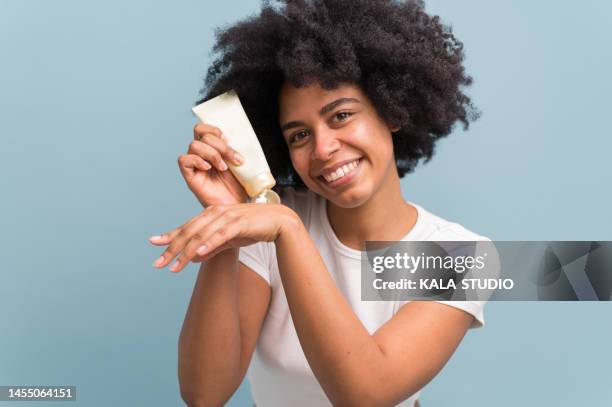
275;221;390;406
178;249;242;406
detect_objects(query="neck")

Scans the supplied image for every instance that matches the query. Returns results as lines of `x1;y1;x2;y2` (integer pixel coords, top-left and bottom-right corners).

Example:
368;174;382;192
326;170;417;250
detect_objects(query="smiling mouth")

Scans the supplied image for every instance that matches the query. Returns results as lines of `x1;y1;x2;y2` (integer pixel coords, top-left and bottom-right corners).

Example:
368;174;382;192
318;158;361;185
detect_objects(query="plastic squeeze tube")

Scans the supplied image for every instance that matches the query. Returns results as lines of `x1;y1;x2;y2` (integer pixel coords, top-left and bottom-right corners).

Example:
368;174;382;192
192;90;281;204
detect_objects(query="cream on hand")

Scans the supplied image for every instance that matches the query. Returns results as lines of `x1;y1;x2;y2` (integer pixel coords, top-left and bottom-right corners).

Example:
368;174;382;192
192;90;281;204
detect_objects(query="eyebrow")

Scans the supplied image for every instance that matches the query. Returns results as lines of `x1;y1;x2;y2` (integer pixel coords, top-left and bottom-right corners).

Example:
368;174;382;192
280;97;360;132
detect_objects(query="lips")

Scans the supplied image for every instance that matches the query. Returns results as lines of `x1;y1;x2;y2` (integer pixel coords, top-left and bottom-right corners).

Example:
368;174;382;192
317;158;362;188
317;157;362;176
320;159;360;182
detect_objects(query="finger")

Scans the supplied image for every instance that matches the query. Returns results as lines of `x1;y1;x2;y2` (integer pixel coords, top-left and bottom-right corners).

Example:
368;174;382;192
194;123;223;141
150;229;182;267
193;133;244;167
188;140;229;171
157;206;226;270
190;254;207;263
194;222;241;261
149;227;181;246
178;154;212;175
168;209;241;272
151;209;215;267
199;242;233;260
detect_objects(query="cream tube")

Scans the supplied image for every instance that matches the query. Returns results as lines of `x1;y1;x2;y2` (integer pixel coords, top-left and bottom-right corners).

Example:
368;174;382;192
192;90;280;204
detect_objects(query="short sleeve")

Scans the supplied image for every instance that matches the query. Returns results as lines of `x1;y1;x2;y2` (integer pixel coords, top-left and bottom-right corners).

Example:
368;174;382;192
433;300;485;329
394;235;494;329
238;242;273;285
435;236;494;329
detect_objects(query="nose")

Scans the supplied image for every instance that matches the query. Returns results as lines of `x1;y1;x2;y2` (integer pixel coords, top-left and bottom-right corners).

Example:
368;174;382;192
310;128;341;161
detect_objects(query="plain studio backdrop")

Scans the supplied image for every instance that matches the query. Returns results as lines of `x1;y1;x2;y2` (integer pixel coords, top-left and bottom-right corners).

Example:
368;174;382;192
1;1;610;405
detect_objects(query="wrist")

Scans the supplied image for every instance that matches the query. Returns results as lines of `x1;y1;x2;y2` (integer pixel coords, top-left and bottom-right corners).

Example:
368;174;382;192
276;206;304;240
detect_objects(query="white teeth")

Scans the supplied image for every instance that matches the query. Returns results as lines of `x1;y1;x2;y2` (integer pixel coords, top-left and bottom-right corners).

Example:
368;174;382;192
322;159;360;183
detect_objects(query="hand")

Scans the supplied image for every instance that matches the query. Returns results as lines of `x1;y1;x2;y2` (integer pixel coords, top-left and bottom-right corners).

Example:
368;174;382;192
149;203;300;273
177;124;249;206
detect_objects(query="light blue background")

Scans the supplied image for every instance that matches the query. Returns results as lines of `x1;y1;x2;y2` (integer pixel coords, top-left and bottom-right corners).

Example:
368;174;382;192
1;0;610;406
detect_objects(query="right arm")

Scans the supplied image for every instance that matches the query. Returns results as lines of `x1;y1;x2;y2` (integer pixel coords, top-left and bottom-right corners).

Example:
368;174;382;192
170;124;270;406
178;249;270;407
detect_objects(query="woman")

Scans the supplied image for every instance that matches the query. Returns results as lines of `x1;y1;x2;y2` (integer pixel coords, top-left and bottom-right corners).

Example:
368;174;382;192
150;1;487;406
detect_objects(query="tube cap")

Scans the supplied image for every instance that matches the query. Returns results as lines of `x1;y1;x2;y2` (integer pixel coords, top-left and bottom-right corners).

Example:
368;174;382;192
251;190;281;204
244;171;276;198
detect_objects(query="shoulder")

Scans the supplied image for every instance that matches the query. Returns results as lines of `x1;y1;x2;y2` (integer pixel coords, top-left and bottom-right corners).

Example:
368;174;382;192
411;202;489;242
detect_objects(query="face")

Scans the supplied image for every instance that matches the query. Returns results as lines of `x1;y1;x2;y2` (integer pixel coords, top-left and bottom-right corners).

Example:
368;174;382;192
278;82;399;208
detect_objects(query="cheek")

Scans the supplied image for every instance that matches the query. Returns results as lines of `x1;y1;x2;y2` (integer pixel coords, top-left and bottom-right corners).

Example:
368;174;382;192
289;151;309;178
379;135;395;158
351;119;390;145
289;150;324;190
352;125;394;160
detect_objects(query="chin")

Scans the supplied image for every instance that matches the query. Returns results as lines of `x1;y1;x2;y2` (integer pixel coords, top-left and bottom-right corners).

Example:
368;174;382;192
318;184;373;209
331;197;366;209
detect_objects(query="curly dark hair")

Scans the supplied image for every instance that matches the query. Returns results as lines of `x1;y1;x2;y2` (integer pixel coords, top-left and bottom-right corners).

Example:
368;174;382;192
196;0;479;189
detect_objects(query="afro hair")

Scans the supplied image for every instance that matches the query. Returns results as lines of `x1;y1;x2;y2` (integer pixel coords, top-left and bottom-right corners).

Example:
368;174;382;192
196;0;479;189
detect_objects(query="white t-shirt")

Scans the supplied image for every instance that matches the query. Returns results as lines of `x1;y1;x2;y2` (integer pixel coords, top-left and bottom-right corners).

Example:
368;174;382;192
238;187;488;407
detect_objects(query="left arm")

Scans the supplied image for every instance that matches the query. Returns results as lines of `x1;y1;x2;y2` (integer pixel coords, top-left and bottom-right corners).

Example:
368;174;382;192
275;217;474;407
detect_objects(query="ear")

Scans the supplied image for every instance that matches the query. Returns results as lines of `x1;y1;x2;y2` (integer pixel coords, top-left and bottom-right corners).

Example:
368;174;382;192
385;120;401;133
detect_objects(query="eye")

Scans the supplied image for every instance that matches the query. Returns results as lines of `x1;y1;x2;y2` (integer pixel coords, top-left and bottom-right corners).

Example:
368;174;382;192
333;111;353;122
289;130;310;145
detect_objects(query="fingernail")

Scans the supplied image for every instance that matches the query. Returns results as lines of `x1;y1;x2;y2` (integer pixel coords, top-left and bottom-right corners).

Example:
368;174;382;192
219;160;228;171
202;161;212;170
153;255;165;267
233;152;244;165
197;244;208;255
169;261;180;272
149;235;163;242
